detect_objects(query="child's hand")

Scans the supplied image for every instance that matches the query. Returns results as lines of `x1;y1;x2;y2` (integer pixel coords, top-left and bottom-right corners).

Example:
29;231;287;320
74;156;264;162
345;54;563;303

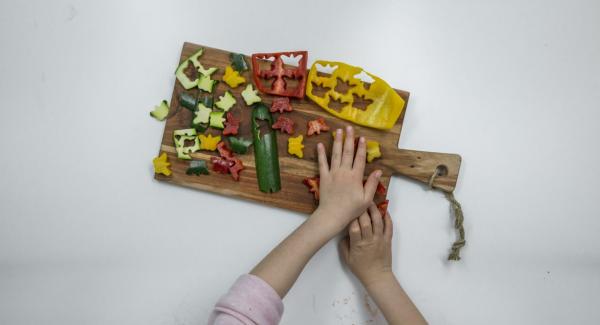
339;203;393;287
313;126;382;232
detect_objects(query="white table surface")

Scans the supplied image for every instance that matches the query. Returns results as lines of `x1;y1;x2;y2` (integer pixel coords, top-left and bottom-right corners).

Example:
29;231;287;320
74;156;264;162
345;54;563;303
1;0;599;324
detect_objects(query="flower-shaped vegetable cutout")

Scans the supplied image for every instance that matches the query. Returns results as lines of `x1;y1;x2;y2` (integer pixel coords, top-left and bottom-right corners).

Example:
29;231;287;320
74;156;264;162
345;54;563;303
228;136;252;154
199;134;221;151
272;115;295;134
215;91;236;111
241;84;261;105
209;111;226;129
223;65;246;88
270;97;293;113
153;152;172;176
288;135;304;158
366;140;382;162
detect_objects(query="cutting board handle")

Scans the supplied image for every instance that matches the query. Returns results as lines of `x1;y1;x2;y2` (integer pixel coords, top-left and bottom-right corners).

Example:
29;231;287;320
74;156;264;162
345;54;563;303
380;148;462;192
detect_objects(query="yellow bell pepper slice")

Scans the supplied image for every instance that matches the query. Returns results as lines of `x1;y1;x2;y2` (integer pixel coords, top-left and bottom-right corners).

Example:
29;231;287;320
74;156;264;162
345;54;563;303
153;152;172;176
288;135;305;158
199;134;221;151
223;65;246;88
306;61;405;130
366;140;382;162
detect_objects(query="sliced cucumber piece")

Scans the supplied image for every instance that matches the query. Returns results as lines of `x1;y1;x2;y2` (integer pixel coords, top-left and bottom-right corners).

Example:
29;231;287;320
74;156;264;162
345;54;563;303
241;84;261;106
198;74;218;93
215;91;236;111
209;111;225;129
150;100;169;121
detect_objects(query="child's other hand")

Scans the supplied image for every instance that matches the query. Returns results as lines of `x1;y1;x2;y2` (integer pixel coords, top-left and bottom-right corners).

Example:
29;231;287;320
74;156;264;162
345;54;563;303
314;126;382;231
339;203;393;288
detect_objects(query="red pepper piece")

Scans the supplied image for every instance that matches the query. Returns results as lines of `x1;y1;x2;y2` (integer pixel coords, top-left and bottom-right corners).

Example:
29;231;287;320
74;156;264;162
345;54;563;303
211;156;232;174
363;180;387;195
228;157;244;181
272;115;295;134
377;200;389;216
223;112;240;136
217;141;234;159
251;51;308;98
302;176;320;201
307;117;330;136
270;97;293;113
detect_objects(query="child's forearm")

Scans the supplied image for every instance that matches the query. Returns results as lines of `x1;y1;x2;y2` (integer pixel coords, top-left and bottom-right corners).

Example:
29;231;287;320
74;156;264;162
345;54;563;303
250;208;339;298
365;272;427;325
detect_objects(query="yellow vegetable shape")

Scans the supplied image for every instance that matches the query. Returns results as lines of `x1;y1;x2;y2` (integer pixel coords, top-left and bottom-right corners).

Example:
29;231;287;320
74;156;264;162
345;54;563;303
199;134;221;151
153;152;172;176
222;65;246;88
288;135;305;158
366;140;382;162
306;61;405;130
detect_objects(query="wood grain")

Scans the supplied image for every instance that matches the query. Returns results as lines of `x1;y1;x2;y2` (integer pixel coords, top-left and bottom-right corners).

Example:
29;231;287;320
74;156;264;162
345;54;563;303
155;42;461;213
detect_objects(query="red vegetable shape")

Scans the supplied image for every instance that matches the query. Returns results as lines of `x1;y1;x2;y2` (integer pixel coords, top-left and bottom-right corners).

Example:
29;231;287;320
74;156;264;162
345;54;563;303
302;176;320;201
377;200;389;216
228;157;244;181
363;180;387;195
223;112;240;136
211;156;232;174
272;115;295;134
217;141;234;159
270;97;293;113
212;141;244;181
251;51;308;98
307;117;330;136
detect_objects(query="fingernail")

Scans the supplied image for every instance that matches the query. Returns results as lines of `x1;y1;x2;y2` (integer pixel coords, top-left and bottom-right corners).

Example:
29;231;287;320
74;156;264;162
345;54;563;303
317;142;323;149
375;170;382;178
359;137;365;143
346;125;352;132
336;129;342;135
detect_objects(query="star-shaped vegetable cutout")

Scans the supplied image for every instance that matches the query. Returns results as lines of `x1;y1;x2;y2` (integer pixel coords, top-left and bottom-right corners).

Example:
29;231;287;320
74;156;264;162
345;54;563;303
241;84;261;106
153;152;172;176
366;140;382;162
215;91;236;111
199;134;221;151
288;135;304;158
223;65;246;88
302;176;320;201
223;112;240;136
270;97;293;113
272;115;295;134
307;117;330;136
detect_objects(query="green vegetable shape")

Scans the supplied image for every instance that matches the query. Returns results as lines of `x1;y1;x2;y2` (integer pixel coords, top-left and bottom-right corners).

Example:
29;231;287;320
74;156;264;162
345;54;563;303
198;74;218;93
251;103;281;193
175;48;204;90
150;100;169;121
200;95;214;108
192;103;212;131
241;84;261;106
215;91;236;111
179;92;197;111
228;136;253;154
209;111;225;129
173;129;200;160
186;160;209;175
230;53;249;72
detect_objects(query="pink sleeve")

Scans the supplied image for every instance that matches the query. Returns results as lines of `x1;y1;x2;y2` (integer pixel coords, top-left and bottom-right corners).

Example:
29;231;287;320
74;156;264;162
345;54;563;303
207;274;284;325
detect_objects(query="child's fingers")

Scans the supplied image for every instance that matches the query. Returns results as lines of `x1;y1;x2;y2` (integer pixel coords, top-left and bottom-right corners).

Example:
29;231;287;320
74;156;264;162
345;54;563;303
353;136;367;173
358;210;373;240
383;213;394;241
331;128;343;169
317;143;329;176
349;219;362;245
341;126;355;168
363;169;382;202
369;203;384;236
338;237;350;263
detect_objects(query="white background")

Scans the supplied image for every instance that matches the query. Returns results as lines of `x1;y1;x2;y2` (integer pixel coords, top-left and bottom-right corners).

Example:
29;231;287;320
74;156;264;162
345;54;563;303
1;0;599;324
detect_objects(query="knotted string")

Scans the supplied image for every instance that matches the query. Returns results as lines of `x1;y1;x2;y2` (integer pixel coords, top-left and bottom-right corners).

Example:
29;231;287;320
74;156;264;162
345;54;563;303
429;170;466;261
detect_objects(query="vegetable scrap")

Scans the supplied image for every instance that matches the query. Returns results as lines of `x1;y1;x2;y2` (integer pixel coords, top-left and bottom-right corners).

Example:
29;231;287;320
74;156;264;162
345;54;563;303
363;180;387;195
305;60;404;130
198;134;221;151
211;141;244;181
272;115;295;134
366;140;382;162
228;136;252;154
215;91;236;111
252;103;281;192
241;84;261;105
377;200;389;216
222;112;240;136
302;176;320;201
175;48;218;90
209;111;225;129
270;97;293;113
179;92;197;111
230;53;249;72
173;128;200;160
307;117;330;136
186;160;209;175
153;152;172;176
287;135;304;158
251;51;308;98
150;100;169;121
192;103;211;131
223;65;246;88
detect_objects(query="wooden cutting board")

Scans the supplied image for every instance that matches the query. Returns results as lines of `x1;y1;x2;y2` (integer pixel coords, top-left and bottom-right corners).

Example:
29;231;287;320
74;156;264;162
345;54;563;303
155;42;461;214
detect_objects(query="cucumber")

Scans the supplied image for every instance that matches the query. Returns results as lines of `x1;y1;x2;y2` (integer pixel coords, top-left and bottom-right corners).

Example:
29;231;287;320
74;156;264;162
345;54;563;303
150;100;169;121
215;91;236;111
